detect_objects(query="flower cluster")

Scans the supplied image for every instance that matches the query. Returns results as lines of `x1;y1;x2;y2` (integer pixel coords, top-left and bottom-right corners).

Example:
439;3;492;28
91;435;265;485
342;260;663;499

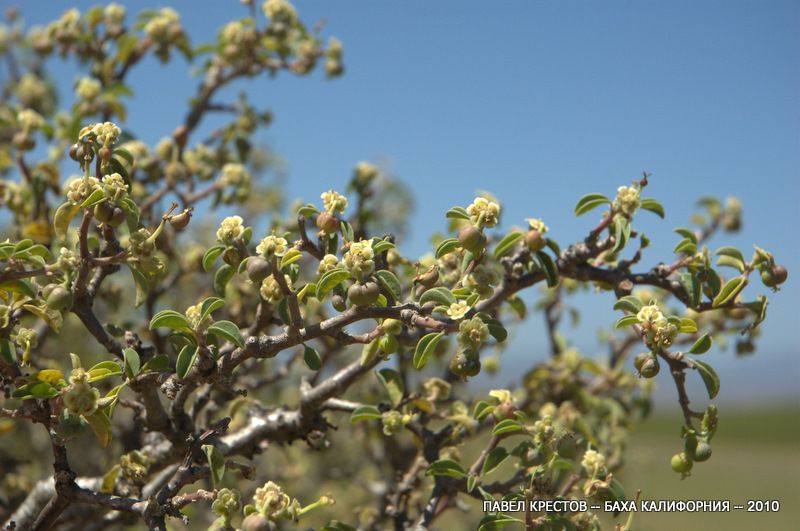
613;185;640;217
65;176;99;204
62;369;100;417
317;254;339;275
636;304;678;349
212;488;241;524
101;173;128;203
260;275;291;303
464;264;498;298
17;109;44;132
342;240;374;280
79;121;121;146
381;410;410;436
321;189;348;214
581;449;606;477
185;303;212;330
216;216;246;244
263;0;298;24
119;450;150;482
457;317;489;349
446;301;470;320
144;8;181;42
466;196;500;228
527;218;548;233
252;481;300;520
75;77;101;100
256;233;288;259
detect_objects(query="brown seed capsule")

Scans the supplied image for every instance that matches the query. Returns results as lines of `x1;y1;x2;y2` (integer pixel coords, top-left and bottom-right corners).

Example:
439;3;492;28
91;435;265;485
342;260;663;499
316;211;340;234
348;281;380;306
449;349;481;378
771;265;788;285
245;257;272;284
168;208;192;231
69;143;80;161
415;265;439;289
331;294;347;312
241;513;274;531
458;225;486;254
524;229;545;252
98;146;112;160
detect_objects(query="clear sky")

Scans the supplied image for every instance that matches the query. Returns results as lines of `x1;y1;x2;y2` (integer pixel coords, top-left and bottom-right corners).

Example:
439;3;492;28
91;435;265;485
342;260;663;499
7;0;800;404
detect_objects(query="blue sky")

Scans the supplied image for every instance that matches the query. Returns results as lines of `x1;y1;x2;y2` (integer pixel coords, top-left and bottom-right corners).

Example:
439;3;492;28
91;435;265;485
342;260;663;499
9;0;800;404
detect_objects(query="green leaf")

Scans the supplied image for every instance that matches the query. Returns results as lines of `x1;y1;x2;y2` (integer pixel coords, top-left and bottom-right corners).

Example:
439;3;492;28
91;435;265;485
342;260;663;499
149;310;192;332
715;246;745;263
0;339;15;365
11;381;58;399
85;410;112;448
716;255;745;273
613;296;643;313
476;313;508;342
279;248;303;270
123;348;140;379
141;354;171;373
339;220;354;242
113;147;134;164
214;264;235;296
478;514;524;531
176;345;199;379
413;332;444;370
426;459;466;479
689;333;713;354
481;447;508;476
303;344;322;371
681;272;701;308
419;287;455;307
673;238;697;255
445;206;471;221
88;361;122;382
207;320;244;348
376;368;404;407
493;232;524;258
467;474;478;493
298;203;320;218
574;193;611;216
80;188;106;209
375;270;402;300
128;265;149;307
350;405;382;423
372;239;395;254
492;419;523;437
202;245;224;272
536;251;559;288
674;227;698;244
316;268;351;299
473;400;494;421
639;198;665;218
610;216;631;253
615;315;640;329
712;277;747;307
691;359;720;399
679;318;697;334
53;202;81;240
202;444;225;488
435;238;460;259
200;297;225;321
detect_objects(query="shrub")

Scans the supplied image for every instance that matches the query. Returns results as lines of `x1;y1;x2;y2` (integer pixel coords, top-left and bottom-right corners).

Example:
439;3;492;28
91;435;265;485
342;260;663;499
0;2;788;530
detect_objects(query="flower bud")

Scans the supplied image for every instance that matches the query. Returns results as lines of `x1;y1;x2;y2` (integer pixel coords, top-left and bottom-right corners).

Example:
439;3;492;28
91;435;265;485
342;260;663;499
670;452;693;474
246;257;272;284
378;334;398;354
316;211;339;234
524;229;545;252
241;513;274;531
348;281;380;306
458;225;486;254
44;285;73;311
691;441;712;462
